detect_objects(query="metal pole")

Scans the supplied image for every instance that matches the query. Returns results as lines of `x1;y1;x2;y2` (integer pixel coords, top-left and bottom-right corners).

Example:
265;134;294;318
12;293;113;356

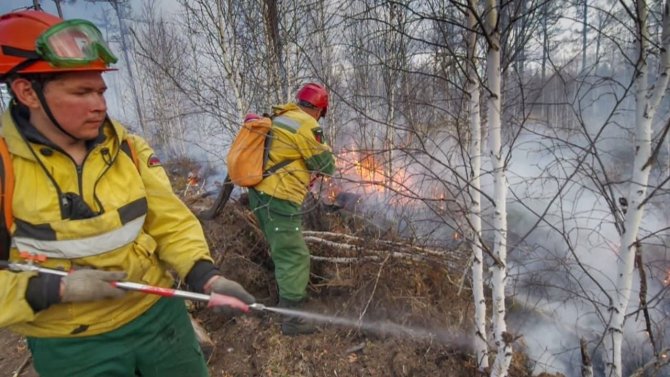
0;261;264;311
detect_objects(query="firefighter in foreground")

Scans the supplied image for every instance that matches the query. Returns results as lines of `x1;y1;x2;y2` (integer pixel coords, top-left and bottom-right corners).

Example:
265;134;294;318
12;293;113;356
0;10;254;377
249;83;336;335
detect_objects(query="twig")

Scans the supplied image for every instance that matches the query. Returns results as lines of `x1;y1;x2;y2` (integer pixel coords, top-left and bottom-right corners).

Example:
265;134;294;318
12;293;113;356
11;355;31;377
580;338;593;377
635;242;657;354
359;254;391;322
629;347;670;377
457;253;474;296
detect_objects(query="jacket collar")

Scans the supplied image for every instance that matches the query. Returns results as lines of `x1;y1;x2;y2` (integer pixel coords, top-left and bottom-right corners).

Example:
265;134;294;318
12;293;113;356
0;102;127;160
272;103;303;115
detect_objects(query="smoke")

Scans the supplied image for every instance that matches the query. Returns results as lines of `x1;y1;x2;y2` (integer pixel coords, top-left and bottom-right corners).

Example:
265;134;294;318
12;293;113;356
503;118;670;376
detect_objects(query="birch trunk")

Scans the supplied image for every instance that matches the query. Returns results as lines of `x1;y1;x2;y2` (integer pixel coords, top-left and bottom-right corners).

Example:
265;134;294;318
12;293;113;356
582;0;588;71
605;2;670;376
109;1;147;135
263;0;288;101
485;0;511;375
216;0;246;119
466;1;487;371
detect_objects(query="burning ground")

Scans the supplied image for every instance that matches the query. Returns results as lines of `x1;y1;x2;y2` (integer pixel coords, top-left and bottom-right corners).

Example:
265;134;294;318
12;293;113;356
0;195;562;377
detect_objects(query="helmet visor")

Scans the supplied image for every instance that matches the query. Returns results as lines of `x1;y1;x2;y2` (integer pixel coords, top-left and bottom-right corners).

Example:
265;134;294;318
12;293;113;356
36;19;118;68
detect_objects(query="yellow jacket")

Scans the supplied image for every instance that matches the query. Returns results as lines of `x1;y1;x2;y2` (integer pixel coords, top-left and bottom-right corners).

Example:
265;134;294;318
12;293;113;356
0;107;214;338
253;103;335;204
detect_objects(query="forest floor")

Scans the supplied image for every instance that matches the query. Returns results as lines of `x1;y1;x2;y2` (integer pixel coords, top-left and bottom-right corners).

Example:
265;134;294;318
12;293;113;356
0;191;564;377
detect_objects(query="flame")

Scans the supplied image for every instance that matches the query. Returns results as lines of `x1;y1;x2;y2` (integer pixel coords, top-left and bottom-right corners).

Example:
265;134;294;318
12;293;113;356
322;147;441;209
452;232;461;241
664;269;670;286
333;148;406;196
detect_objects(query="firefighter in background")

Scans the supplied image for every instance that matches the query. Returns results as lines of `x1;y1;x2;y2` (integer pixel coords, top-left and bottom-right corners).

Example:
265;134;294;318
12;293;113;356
0;10;254;376
248;83;336;336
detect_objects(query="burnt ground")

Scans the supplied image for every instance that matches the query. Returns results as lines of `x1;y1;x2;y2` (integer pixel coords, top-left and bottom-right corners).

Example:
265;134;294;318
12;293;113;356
0;195;560;377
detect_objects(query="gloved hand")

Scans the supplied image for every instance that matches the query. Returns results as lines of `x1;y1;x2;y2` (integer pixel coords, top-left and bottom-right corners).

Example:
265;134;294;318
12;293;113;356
204;276;255;316
61;269;127;303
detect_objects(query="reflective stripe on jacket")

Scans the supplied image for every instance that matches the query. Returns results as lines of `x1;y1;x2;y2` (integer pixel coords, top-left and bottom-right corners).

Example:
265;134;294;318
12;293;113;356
0;108;214;338
253;103;335;204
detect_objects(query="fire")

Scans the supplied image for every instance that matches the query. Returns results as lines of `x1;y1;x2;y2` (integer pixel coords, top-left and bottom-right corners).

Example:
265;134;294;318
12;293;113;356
664;269;670;286
319;146;444;210
332;148;409;196
355;153;384;183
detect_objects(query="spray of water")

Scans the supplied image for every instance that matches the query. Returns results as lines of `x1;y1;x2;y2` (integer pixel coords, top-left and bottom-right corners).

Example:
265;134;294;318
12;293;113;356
264;306;474;351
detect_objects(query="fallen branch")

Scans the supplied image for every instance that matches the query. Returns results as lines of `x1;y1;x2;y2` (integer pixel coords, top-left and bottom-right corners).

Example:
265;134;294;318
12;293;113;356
311;255;381;263
304;235;462;270
303;230;455;258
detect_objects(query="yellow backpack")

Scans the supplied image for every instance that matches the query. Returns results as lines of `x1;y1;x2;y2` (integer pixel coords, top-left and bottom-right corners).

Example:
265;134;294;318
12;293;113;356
226;116;294;187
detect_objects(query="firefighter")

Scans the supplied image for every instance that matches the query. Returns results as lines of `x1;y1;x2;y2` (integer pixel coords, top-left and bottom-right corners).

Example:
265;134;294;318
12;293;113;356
248;83;336;335
0;10;254;377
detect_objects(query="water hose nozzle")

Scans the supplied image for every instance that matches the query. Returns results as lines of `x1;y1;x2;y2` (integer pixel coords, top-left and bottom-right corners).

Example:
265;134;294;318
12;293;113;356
249;303;267;311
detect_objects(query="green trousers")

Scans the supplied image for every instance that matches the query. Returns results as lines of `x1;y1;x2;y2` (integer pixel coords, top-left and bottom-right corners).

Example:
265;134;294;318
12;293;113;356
27;298;208;377
249;189;310;301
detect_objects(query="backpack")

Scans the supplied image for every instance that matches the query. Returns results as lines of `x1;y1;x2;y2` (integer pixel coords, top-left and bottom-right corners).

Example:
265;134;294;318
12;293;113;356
226;116;294;187
0;136;141;261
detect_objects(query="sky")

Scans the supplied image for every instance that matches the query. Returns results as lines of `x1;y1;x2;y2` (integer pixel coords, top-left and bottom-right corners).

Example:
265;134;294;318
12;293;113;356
1;0;179;19
3;1;106;19
0;0;180;121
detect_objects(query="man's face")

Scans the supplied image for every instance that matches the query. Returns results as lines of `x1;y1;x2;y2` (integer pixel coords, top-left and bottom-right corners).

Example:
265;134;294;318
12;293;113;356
42;71;108;140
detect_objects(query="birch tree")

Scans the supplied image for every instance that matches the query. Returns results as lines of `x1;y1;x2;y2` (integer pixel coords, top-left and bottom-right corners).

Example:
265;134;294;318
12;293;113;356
465;0;488;371
605;1;670;376
132;2;188;156
483;0;513;375
89;0;147;135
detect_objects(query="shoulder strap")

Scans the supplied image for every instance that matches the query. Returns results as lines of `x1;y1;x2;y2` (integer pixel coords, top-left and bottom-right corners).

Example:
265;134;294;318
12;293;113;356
120;137;141;172
0;137;13;261
262;112;296;177
263;159;295;177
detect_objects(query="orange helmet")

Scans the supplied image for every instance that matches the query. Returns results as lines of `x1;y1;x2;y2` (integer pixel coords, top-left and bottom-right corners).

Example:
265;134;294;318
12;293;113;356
0;10;115;79
296;83;329;117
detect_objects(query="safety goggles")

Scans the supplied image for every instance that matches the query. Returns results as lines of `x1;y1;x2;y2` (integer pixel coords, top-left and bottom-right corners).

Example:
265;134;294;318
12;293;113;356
35;19;118;68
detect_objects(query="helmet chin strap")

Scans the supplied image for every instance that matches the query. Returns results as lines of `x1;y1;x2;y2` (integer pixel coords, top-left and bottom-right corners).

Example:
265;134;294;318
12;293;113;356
30;80;79;141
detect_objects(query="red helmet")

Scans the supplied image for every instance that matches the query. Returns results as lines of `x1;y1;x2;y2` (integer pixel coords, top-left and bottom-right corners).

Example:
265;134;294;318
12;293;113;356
296;82;329;117
0;10;114;78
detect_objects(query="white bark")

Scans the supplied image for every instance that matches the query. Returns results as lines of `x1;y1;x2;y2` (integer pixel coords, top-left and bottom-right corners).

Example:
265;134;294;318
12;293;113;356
216;0;246;118
606;2;670;376
485;0;511;376
110;1;147;135
466;0;487;371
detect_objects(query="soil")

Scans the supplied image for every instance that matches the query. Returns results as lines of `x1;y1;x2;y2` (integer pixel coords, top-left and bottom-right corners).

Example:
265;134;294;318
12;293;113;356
0;196;557;377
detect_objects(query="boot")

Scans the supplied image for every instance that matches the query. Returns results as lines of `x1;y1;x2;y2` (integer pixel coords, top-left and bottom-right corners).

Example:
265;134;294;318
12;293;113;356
278;297;318;336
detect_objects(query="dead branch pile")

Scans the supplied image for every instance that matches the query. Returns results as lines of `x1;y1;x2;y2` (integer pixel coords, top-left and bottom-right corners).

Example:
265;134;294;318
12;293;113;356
303;230;467;274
